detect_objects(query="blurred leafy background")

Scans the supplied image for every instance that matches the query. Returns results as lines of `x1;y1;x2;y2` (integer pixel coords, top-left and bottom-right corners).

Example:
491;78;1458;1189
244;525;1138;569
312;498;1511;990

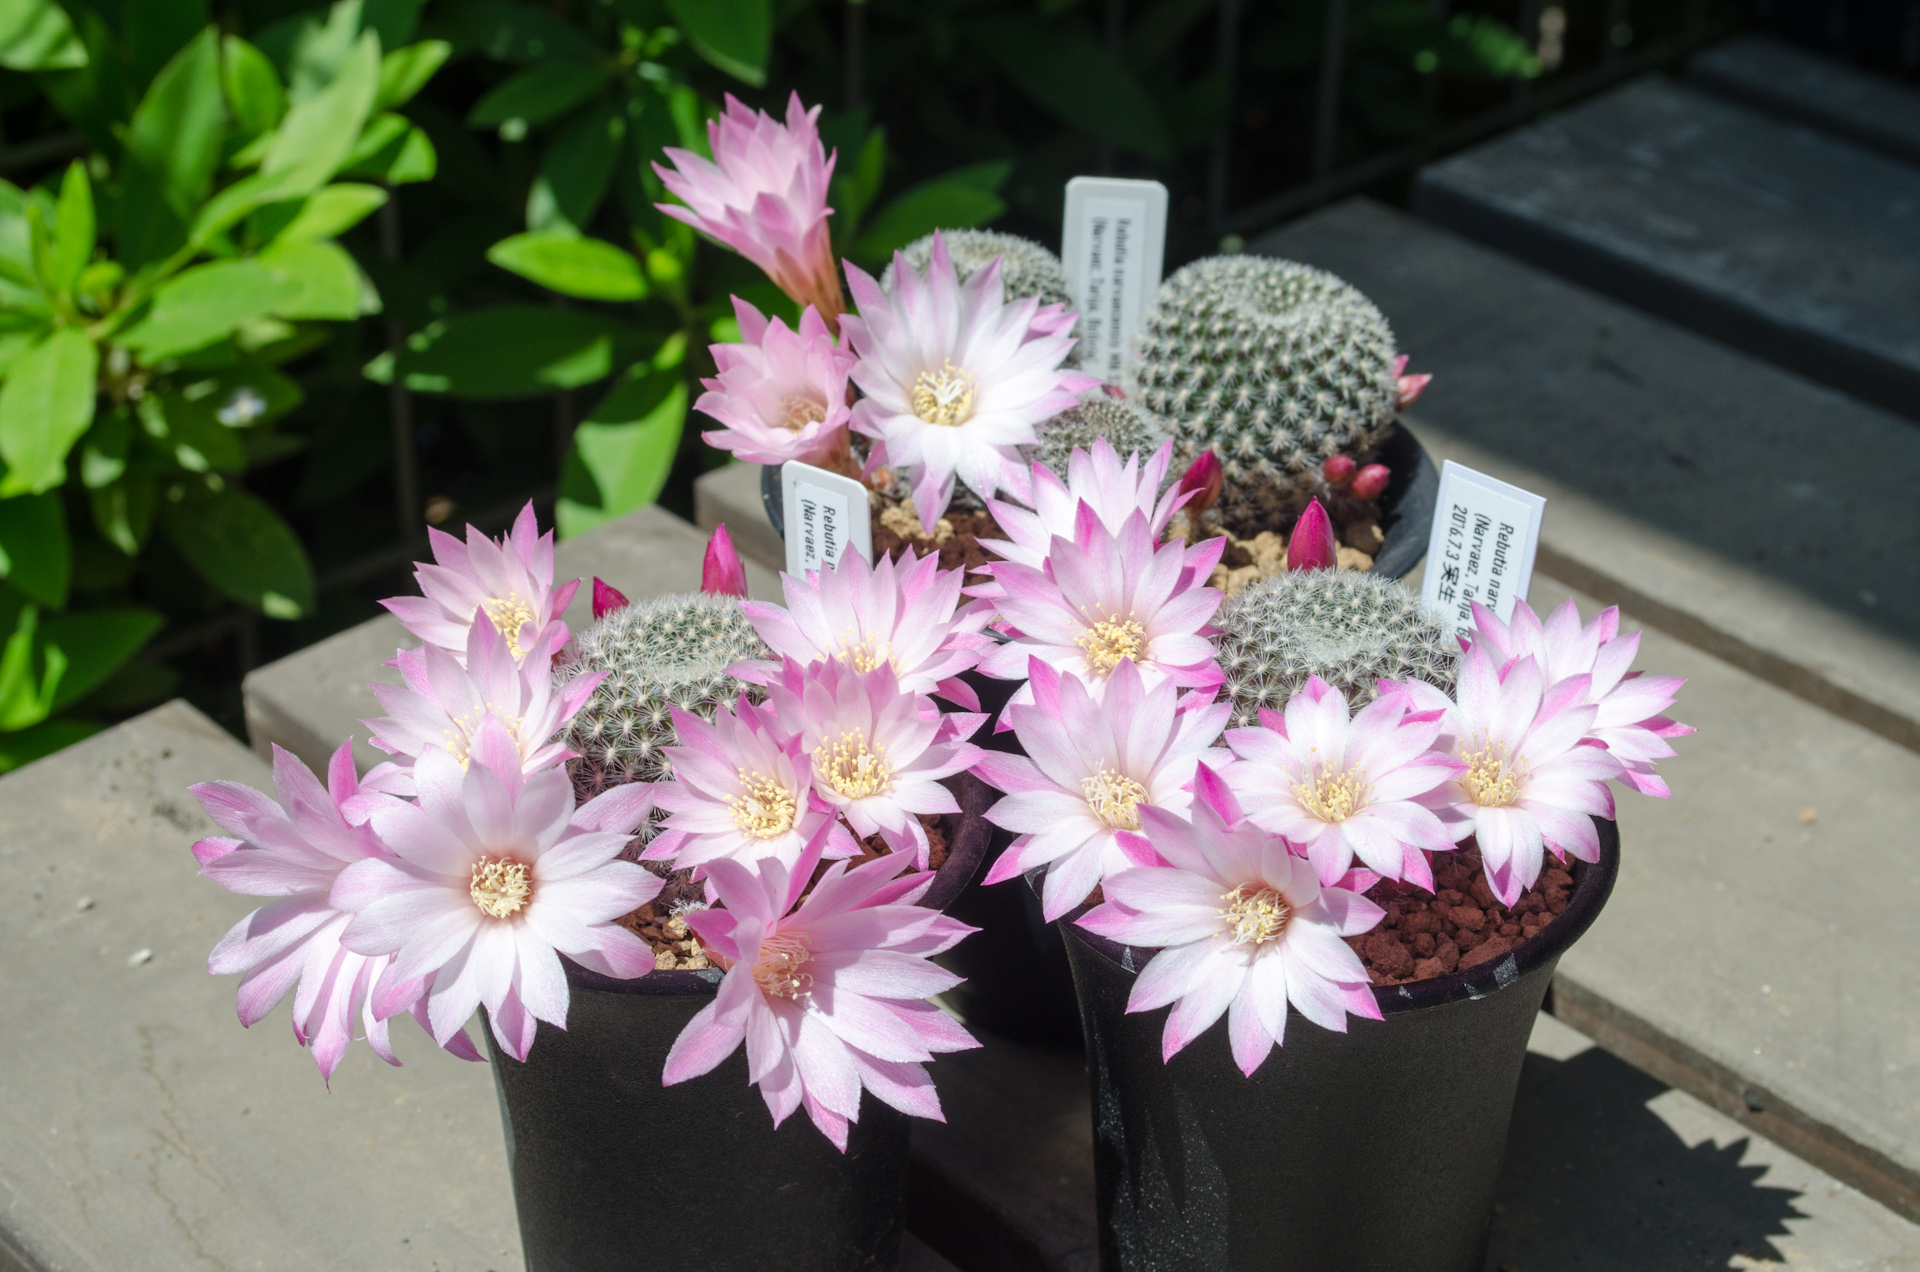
0;0;1797;756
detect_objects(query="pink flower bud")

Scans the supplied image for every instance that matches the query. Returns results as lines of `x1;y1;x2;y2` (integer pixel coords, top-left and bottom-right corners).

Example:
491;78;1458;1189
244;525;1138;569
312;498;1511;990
1396;372;1432;410
1351;464;1390;500
1176;450;1224;518
592;577;630;620
1394;354;1409;377
1322;454;1356;485
1287;498;1338;572
1100;381;1127;399
702;524;749;597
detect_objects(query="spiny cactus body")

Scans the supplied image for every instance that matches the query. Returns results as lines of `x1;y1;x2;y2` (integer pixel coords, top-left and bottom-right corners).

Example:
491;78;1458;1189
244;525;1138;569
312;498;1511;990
1133;256;1399;536
1213;570;1456;727
891;229;1074;313
1031;395;1169;477
560;593;770;797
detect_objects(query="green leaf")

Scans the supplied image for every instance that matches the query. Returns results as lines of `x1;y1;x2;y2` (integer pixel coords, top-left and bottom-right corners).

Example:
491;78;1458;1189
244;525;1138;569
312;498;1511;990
261;30;381;193
269;183;387;244
47;160;92;293
91;472;156;555
0;329;95;496
136;393;245;472
78;405;127;488
0;0;86;69
179;360;302;427
222;34;285;137
272;0;366;104
488;232;645;301
852;164;1010;262
557;370;685;538
665;0;770;87
161;487;313;617
0;718;101;769
120;259;294;359
377;38;449;109
830;125;886;242
981;21;1172;159
123;0;207;93
527;102;621;232
0;604;59;730
466;59;610;131
367;305;642;398
256;239;371;319
337;112;436;184
426;1;594;63
0;493;66;607
0;178;33;280
42;607;162;710
120;27;228;267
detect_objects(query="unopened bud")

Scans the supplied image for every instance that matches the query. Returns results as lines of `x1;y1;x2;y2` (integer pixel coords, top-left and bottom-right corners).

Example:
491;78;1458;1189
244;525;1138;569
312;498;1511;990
1351;464;1390;500
1287;498;1338;572
1396;372;1432;410
1322;454;1356;485
1176;450;1224;518
592;577;630;620
702;524;749;598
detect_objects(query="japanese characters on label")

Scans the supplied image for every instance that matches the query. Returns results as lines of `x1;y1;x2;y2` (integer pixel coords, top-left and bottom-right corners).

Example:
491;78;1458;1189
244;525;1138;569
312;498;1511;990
1422;461;1545;636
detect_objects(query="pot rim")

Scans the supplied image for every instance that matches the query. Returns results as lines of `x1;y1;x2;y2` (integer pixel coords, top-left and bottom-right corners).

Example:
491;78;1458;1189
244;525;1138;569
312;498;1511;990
561;769;998;997
1056;817;1619;1015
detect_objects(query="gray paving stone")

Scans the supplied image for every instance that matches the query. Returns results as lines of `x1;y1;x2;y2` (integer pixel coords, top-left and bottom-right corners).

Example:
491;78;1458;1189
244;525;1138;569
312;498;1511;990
0;702;520;1271
1690;34;1920;167
242;504;780;775
694;461;785;573
1414;76;1920;420
1251;199;1920;750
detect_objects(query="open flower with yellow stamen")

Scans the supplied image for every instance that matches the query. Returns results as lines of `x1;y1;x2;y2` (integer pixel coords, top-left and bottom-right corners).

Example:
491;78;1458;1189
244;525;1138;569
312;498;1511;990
663;822;980;1150
975;656;1230;921
1076;765;1384;1075
696;297;856;468
381;503;578;669
647;695;855;874
331;719;660;1062
842;232;1099;533
1220;674;1463;890
766;657;984;868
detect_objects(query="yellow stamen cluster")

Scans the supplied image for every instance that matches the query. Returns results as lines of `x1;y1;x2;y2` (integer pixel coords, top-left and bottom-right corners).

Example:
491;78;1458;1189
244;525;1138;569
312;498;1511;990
442;704;526;770
1076;612;1148;675
910;361;976;427
1218;883;1290;946
836;630;896;675
481;594;538;659
814;728;893;800
780;395;828;433
1081;763;1149;831
726;771;798;839
1460;739;1524;808
1293;766;1369;823
753;932;814;999
470;856;532;918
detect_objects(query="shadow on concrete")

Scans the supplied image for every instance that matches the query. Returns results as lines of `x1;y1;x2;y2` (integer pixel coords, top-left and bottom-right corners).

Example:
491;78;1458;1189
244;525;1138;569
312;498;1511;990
1489;1045;1804;1269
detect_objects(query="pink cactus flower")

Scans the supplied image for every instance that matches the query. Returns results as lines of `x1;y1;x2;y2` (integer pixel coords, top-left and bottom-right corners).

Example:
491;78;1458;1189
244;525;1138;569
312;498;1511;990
696;298;856;468
662;825;980;1150
1174;449;1223;518
1469;598;1693;798
1424;643;1627;907
1077;765;1385;1075
975;657;1230;921
737;547;993;710
592;576;629;620
334;723;660;1061
1394;354;1431;409
979;508;1225;703
190;743;481;1081
702;523;751;598
767;658;983;868
381;503;579;668
1220;675;1464;890
647;695;853;874
842;233;1099;532
654;93;845;322
1287;497;1338;571
358;614;603;802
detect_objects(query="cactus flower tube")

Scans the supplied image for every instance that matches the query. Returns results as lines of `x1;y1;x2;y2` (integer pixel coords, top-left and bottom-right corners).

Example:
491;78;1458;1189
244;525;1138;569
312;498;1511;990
702;525;750;598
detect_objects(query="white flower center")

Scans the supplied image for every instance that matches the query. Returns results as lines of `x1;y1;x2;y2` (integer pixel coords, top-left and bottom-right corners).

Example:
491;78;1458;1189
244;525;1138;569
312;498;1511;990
814;728;893;800
911;361;976;427
1076;611;1147;675
1460;739;1525;808
1081;762;1148;831
1293;766;1369;822
1218;883;1290;946
726;770;798;839
753;931;813;999
779;395;828;433
836;630;897;674
442;704;526;770
480;594;537;659
470;856;532;918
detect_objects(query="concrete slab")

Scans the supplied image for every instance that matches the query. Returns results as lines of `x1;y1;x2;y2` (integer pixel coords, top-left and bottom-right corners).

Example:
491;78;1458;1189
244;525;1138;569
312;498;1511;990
1690;34;1920;167
1414;77;1920;420
242;504;780;775
0;702;521;1271
1251;199;1920;753
694;462;785;573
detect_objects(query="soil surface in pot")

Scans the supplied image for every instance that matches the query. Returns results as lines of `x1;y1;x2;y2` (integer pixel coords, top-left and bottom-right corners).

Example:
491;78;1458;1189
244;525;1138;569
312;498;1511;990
1170;494;1388;598
1347;844;1574;985
871;493;1005;577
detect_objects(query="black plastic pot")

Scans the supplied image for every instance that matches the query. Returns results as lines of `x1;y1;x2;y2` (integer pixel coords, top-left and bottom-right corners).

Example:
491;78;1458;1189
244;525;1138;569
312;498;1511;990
1059;821;1620;1272
486;773;996;1272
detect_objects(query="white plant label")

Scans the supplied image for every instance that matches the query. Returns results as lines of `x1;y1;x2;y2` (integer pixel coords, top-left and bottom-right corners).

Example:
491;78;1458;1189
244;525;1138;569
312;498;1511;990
1062;177;1168;384
781;461;871;578
1421;461;1547;637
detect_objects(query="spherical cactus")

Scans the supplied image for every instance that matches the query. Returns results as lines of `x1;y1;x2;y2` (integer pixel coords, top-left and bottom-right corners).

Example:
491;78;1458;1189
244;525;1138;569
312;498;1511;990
889;229;1074;315
1212;570;1457;727
1030;394;1170;476
1132;256;1399;537
559;592;771;799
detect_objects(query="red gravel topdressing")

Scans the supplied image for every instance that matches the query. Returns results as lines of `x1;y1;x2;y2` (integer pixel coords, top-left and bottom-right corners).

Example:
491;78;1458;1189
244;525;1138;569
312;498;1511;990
1346;844;1574;986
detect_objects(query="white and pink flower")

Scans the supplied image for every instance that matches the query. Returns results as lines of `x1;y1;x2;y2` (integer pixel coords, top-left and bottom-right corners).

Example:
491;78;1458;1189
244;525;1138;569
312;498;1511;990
1078;766;1385;1075
976;657;1229;921
381;503;578;668
842;233;1098;531
1220;675;1463;891
334;722;660;1061
696;298;856;468
663;825;979;1150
